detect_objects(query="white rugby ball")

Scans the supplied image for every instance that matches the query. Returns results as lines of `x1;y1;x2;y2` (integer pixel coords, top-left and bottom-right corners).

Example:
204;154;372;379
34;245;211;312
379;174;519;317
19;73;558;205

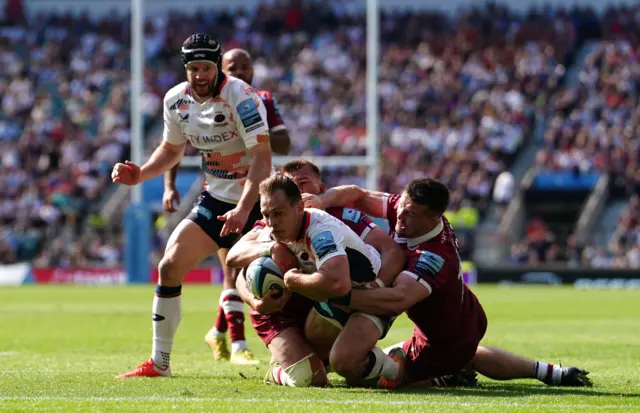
245;256;285;299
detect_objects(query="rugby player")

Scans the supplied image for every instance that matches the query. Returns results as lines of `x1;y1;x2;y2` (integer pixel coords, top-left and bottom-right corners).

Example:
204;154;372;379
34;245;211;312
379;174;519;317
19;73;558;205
226;174;404;387
162;48;291;364
111;34;272;378
305;181;592;388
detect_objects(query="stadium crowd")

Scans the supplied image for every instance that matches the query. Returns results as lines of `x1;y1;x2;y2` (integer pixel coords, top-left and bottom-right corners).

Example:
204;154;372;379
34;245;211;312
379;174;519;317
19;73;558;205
2;2;638;269
514;12;640;267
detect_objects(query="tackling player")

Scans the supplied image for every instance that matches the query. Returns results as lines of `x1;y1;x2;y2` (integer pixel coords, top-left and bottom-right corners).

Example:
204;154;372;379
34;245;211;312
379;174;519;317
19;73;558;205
306;180;592;388
162;48;291;364
111;34;272;378
226;174;405;387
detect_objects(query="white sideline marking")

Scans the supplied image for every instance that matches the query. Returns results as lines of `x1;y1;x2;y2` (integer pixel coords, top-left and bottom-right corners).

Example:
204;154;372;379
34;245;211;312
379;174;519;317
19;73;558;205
0;351;18;356
0;396;633;409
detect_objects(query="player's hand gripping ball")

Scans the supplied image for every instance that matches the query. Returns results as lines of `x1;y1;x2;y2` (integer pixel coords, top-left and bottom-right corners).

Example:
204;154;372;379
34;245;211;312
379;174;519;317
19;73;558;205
246;243;297;299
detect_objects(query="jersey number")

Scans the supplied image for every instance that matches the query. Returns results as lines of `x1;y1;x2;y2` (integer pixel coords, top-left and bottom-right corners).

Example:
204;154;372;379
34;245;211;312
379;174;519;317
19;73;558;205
201;151;250;179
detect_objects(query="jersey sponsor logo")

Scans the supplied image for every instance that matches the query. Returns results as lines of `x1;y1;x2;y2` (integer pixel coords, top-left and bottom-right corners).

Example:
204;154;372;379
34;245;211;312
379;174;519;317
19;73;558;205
236;98;264;131
192;205;212;220
179;113;189;122
415;250;445;278
341;208;362;224
311;231;338;260
200;151;250;180
169;99;190;110
185;131;239;145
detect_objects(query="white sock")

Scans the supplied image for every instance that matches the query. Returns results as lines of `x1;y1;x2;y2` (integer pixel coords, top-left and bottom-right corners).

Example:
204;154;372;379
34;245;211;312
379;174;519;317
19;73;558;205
231;340;248;355
210;328;225;339
363;347;399;380
151;294;182;370
534;361;562;384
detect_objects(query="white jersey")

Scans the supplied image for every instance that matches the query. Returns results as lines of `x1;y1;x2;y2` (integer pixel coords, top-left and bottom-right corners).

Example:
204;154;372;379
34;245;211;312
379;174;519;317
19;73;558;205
254;208;382;287
163;76;273;203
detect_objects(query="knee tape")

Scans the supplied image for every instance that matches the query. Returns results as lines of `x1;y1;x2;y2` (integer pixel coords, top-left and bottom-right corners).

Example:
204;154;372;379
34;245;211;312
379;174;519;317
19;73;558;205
284;354;315;387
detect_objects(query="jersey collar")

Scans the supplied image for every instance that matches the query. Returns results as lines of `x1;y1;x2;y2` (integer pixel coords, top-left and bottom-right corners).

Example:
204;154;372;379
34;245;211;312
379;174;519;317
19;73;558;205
212;72;227;97
407;218;444;249
296;211;310;241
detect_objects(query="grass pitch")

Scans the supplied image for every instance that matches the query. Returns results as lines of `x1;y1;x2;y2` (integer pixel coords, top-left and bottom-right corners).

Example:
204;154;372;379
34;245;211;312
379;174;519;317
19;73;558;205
0;285;638;412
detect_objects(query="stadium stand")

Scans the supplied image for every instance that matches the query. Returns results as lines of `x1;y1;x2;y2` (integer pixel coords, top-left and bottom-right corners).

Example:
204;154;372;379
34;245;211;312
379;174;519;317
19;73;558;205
1;3;638;269
515;12;640;267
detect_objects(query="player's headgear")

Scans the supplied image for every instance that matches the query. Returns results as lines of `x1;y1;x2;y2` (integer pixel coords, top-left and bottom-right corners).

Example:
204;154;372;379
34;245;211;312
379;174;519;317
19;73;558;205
181;33;222;67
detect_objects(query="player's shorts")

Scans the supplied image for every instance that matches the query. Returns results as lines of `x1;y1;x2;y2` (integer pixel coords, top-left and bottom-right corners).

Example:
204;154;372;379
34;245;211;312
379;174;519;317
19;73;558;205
187;191;263;249
312;301;396;340
400;302;488;382
250;293;316;346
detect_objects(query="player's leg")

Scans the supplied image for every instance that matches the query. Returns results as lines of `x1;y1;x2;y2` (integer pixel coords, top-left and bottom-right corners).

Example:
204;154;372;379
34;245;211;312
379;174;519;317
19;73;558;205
470;345;592;387
204;195;263;364
117;218;219;378
203;248;235;362
303;306;342;363
264;327;328;387
330;313;401;385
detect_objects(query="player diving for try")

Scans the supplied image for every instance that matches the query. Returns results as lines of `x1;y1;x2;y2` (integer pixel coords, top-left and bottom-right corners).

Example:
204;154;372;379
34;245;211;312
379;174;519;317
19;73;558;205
162;48;291;364
226;174;406;387
111;33;273;378
305;180;592;388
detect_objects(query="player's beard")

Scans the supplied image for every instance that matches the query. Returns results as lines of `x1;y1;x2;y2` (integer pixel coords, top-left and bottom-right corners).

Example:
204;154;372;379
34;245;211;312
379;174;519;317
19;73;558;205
192;77;216;100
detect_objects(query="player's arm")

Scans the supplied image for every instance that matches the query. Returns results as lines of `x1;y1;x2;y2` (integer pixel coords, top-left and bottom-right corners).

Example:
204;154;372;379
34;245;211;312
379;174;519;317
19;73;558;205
226;229;274;269
349;272;431;316
284;255;351;302
235;269;258;309
363;226;405;287
270;129;291;155
164;162;179;190
234;91;273;215
138;95;186;183
316;186;387;218
139;141;184;183
264;94;291;154
237;141;271;213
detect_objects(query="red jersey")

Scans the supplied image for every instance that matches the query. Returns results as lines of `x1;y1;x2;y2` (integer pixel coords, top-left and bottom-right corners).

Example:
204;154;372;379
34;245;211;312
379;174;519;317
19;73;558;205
254;89;286;133
383;193;485;347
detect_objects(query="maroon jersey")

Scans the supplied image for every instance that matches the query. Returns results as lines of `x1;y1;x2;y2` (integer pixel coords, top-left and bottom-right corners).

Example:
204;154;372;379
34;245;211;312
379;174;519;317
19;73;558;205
255;89;286;133
383;193;485;347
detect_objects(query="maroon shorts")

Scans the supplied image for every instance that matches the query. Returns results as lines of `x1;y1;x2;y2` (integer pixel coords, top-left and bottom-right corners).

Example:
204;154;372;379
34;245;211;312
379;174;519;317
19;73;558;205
250;293;315;346
402;306;488;382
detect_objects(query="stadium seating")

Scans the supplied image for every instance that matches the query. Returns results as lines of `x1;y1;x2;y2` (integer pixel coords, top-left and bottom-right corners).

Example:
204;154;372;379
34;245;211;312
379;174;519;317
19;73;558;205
2;4;638;269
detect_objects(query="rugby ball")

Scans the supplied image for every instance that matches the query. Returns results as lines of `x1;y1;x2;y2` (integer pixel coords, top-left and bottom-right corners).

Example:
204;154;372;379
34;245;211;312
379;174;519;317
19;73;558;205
245;257;285;299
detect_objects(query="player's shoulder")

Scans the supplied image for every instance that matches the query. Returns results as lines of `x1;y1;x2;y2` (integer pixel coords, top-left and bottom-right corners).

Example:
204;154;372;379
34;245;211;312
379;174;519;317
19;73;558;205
222;76;255;98
406;246;447;279
254;88;272;100
326;207;364;224
164;81;189;104
306;208;343;229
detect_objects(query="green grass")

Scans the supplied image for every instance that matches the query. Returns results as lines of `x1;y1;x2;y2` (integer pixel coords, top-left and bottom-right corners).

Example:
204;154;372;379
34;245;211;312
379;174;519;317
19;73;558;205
0;285;638;412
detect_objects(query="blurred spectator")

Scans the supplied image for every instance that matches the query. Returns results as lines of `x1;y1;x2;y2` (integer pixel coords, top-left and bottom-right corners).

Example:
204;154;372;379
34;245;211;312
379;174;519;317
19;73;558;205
536;39;640;198
510;218;562;265
493;170;516;215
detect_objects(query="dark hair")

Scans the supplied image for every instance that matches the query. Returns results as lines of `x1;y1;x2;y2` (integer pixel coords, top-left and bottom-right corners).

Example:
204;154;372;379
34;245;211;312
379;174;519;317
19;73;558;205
280;160;321;177
259;174;302;204
405;178;450;216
